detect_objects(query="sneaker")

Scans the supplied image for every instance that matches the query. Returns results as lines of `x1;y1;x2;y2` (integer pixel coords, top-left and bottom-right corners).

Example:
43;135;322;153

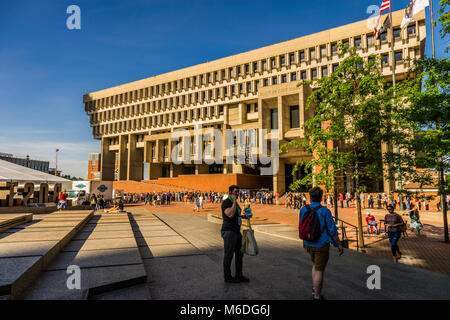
236;275;250;282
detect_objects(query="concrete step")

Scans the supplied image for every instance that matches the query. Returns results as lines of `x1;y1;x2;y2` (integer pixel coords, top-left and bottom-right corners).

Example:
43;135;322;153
0;211;93;299
0;214;33;233
21;212;147;300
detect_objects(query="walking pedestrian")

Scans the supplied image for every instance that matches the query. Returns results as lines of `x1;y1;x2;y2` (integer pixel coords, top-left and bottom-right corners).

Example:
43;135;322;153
300;187;344;300
384;205;406;263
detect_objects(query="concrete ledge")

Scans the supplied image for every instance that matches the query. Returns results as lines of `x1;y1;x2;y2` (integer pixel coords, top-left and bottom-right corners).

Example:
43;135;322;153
0;214;33;233
0;210;94;299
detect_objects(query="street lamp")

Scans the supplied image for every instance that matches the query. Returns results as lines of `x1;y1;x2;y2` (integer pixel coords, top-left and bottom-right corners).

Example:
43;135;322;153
55;149;59;176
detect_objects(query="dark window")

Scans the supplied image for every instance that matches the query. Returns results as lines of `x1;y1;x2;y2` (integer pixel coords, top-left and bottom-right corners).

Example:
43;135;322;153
407;24;416;36
237;66;241;75
367;34;375;46
311;69;317;79
282;74;287;83
264;79;269;86
272;77;278;85
262;60;267;70
247;104;251;113
395;51;403;62
354;38;361;47
301;71;307;80
332;64;339;73
331;43;338;53
290;106;300;128
320;46;327;57
254;103;258;112
290;53;295;63
253;62;258;71
280;55;286;66
291;72;297;81
394;28;401;39
270;109;278;129
380;32;388;42
271;58;276;67
300;51;305;61
322;67;328;77
382;54;389;65
245;64;249;73
310;49;316;60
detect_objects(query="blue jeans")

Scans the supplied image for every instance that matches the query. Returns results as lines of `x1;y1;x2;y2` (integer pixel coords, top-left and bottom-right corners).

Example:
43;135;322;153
387;231;401;257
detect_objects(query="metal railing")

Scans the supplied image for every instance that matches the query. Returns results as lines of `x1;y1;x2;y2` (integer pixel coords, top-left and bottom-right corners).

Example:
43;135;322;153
333;217;360;251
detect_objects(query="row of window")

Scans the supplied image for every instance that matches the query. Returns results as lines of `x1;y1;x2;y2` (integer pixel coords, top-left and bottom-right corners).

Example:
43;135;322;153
94;106;227;135
86;24;418;113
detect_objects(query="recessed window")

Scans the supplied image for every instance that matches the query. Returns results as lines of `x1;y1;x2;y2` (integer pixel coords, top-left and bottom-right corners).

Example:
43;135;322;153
367;34;375;47
247;104;251;113
291;72;297;81
300;51;305;61
280;55;286;66
254;104;258;112
354;38;361;47
245;64;250;74
301;71;307;80
382;54;389;65
407;24;416;36
331;43;338;54
264;79;269;86
380;32;388;42
272;77;278;85
320;46;327;57
290;53;295;63
262;60;267;70
270;109;278;130
332;64;339;73
271;58;276;67
322;67;328;77
290;106;300;129
237;66;241;75
253;62;258;71
394;28;401;39
395;51;403;62
282;74;287;83
311;69;317;79
310;49;316;60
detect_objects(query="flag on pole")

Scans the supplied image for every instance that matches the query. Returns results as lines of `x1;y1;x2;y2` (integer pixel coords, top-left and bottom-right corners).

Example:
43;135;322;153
374;0;391;37
376;15;391;39
401;0;430;29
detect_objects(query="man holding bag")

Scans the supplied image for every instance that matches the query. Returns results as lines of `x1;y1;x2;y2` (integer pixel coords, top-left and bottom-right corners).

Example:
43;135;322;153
221;185;250;284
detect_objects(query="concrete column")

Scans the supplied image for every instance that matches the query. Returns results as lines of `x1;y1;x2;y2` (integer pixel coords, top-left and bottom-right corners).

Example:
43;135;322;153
273;158;285;194
127;134;143;181
118;135;128;181
277;96;285;141
101;137;115;181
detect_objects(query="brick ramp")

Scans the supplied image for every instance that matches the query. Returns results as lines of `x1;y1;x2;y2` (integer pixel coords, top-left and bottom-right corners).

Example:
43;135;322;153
0;214;33;233
21;212;149;300
0;211;93;299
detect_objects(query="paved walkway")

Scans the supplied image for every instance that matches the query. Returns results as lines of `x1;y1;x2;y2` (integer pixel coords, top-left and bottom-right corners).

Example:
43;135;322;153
129;207;449;299
138;201;450;276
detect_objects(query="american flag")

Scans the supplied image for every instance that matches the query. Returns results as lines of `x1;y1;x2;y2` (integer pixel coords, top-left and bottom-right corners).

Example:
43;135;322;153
374;0;391;37
380;0;391;14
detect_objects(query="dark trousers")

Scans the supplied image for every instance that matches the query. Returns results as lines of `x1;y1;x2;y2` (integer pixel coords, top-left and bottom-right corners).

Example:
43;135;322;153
221;230;243;280
387;231;402;257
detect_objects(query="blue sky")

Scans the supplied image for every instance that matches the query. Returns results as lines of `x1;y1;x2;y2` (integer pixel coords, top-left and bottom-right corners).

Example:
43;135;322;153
0;0;447;178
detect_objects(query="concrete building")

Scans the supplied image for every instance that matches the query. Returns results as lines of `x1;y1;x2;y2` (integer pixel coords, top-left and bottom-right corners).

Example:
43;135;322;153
84;10;426;193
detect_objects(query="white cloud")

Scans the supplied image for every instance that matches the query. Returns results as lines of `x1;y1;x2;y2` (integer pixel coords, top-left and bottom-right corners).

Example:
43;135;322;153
0;136;100;179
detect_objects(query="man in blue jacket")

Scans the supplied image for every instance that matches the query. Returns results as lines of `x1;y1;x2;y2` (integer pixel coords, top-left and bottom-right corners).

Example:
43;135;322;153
300;187;344;300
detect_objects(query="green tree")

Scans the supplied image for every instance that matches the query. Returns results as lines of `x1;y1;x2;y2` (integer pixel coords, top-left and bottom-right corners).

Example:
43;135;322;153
283;45;399;248
437;0;449;42
399;57;450;243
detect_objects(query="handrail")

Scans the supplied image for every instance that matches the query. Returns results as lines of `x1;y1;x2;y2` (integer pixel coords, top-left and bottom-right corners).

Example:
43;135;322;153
333;217;360;251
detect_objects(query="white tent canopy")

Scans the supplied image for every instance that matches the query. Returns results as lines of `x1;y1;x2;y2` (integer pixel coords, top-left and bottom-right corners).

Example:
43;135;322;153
0;159;71;184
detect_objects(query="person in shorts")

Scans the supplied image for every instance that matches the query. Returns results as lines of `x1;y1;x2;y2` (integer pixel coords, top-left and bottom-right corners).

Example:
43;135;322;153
300;187;344;300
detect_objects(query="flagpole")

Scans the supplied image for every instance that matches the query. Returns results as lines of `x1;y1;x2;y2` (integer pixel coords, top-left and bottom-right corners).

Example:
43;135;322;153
389;4;404;211
430;0;436;58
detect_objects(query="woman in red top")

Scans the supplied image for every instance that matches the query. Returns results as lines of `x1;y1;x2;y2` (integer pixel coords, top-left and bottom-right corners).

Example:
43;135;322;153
57;189;68;211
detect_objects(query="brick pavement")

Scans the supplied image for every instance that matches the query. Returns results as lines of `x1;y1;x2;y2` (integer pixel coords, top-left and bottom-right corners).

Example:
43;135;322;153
134;200;450;276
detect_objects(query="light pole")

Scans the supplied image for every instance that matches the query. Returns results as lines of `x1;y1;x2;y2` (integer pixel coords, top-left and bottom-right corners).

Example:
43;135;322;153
55;149;59;176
